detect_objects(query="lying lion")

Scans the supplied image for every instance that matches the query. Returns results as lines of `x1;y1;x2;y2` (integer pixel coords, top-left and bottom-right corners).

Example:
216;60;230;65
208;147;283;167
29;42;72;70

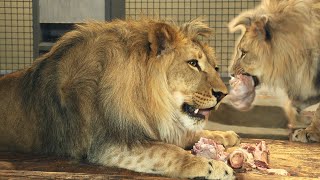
229;0;320;142
0;18;239;179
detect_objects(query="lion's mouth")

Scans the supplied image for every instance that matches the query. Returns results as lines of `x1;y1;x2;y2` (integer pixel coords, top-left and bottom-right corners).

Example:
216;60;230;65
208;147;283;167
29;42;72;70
182;103;214;120
233;73;260;87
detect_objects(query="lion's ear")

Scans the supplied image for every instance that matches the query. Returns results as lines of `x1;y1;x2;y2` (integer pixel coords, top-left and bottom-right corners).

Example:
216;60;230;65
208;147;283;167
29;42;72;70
249;16;272;41
228;13;252;33
148;23;177;57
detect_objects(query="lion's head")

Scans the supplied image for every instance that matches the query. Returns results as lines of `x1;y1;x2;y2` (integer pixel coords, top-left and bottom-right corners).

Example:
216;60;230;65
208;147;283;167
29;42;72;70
163;21;228;130
142;19;228;132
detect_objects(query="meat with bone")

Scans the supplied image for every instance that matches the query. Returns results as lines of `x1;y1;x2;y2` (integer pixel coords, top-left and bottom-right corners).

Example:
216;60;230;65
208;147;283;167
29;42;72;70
191;138;289;176
237;141;270;170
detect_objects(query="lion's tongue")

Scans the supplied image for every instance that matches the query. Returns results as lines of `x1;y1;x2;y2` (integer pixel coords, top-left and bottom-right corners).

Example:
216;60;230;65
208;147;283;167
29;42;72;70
198;109;211;118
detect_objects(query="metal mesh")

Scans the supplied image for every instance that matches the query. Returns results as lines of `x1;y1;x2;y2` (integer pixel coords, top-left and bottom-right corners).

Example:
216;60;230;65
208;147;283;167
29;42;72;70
126;0;259;78
0;0;33;75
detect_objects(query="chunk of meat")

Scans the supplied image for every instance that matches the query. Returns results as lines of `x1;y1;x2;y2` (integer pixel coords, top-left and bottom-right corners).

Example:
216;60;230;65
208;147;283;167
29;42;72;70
235;141;269;170
191;137;228;161
228;74;255;111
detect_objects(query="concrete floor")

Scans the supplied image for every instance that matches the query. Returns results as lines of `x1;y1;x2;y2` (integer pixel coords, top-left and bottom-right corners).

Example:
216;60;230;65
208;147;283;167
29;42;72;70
206;86;315;140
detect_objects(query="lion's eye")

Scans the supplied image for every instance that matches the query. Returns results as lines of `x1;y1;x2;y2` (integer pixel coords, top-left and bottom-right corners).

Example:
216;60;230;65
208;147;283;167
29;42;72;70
187;59;201;71
188;59;198;67
240;48;248;58
215;66;219;72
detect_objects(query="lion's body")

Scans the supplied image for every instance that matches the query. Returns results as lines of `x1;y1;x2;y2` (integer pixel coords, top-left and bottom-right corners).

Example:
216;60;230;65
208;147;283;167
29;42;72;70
0;19;238;179
229;0;320;142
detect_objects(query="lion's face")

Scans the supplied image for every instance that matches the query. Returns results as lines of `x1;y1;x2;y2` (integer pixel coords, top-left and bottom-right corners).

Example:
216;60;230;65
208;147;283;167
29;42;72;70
166;41;227;128
228;16;273;87
229;31;265;86
231;35;259;75
145;19;228;130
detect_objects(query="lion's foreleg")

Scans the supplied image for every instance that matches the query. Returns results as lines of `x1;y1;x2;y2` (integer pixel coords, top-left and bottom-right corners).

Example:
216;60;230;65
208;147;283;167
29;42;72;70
92;142;234;179
292;104;320;142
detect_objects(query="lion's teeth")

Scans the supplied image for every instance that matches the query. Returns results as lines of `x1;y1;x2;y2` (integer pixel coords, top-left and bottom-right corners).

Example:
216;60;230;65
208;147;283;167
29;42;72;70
194;109;199;114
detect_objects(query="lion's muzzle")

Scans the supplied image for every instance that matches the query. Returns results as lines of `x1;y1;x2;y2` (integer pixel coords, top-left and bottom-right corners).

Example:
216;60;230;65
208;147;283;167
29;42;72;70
212;90;226;103
182;90;227;120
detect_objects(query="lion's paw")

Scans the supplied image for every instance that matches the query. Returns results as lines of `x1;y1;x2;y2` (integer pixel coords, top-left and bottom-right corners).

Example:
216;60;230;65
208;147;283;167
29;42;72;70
183;157;234;180
291;129;320;143
205;130;240;147
223;131;241;147
206;160;235;180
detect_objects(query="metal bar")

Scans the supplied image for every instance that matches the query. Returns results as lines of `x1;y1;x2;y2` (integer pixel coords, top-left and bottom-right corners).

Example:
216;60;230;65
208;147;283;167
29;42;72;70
111;0;125;20
106;0;125;21
32;0;40;59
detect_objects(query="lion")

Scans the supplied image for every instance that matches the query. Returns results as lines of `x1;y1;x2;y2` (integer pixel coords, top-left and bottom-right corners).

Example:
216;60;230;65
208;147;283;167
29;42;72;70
228;0;320;143
0;18;239;179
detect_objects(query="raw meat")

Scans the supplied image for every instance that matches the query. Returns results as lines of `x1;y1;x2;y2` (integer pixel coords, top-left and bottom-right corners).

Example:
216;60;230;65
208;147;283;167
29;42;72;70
191;138;289;176
191;137;228;161
228;74;256;111
236;141;270;170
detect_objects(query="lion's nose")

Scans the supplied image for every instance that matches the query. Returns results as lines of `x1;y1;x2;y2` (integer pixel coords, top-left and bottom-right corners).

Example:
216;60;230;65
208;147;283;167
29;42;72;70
212;90;227;103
